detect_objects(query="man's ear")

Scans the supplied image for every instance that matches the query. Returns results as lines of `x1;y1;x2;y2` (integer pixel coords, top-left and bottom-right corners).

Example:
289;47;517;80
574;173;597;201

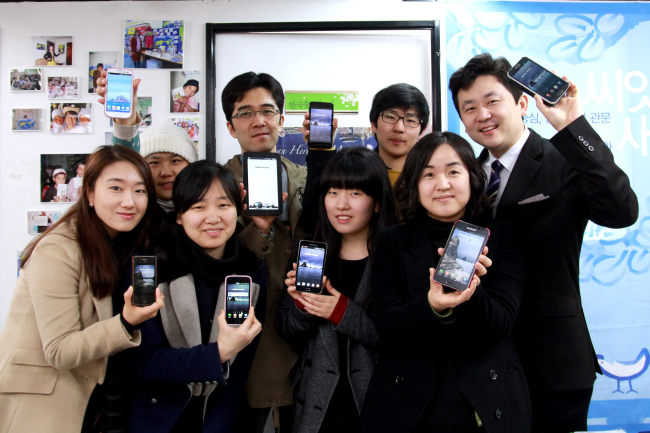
371;121;378;135
518;93;529;118
226;121;237;139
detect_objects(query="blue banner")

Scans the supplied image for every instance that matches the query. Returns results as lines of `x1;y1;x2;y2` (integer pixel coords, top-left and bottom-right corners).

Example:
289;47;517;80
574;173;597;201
446;2;650;431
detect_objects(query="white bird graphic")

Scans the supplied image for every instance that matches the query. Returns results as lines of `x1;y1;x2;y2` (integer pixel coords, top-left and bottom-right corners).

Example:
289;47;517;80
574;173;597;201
597;348;649;393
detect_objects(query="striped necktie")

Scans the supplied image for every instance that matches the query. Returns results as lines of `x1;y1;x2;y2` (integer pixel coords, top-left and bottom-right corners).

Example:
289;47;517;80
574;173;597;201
486;159;504;206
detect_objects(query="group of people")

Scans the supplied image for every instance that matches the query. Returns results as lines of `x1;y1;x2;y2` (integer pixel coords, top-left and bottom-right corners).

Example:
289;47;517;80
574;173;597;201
0;52;639;433
48;76;79;99
42;160;86;203
51;104;92;134
11;72;41;91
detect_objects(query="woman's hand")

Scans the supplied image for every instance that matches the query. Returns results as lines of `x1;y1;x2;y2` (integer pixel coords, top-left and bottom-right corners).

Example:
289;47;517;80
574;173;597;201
427;268;478;313
299;278;340;319
239;182;287;235
216;307;262;362
301;112;338;144
285;264;301;301
122;286;164;325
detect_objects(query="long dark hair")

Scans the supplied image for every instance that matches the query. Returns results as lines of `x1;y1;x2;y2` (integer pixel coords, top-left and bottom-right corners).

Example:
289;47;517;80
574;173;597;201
315;147;396;263
22;145;157;299
394;131;488;221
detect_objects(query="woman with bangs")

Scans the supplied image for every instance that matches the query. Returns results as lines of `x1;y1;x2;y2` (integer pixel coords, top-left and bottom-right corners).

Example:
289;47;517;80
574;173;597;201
277;146;396;433
361;132;530;433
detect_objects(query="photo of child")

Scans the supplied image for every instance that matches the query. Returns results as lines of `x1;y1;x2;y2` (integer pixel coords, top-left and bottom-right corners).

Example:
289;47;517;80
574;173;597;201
88;51;118;93
10;68;42;92
27;211;62;234
50;103;92;133
170;117;199;144
124;20;184;69
47;76;79;99
40;154;89;203
170;70;200;112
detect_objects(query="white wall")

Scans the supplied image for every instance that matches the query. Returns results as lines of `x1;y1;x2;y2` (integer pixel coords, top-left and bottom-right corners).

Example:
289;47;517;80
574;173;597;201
0;0;445;327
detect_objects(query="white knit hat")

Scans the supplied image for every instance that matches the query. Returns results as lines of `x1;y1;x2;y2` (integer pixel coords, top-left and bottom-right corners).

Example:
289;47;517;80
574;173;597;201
139;122;198;163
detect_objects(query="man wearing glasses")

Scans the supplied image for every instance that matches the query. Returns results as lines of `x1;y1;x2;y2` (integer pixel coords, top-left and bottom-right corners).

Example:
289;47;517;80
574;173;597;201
369;83;430;185
221;72;306;433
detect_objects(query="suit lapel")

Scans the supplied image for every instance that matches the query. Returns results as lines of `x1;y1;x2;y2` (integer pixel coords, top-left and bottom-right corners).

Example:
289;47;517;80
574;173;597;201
168;275;202;347
404;219;437;291
93;295;113;322
498;131;544;214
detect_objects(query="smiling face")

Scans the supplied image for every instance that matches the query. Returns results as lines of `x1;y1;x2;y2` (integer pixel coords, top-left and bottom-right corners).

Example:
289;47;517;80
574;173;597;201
417;143;471;222
372;107;423;168
457;74;528;159
88;161;148;238
176;179;238;259
145;152;189;201
53;173;66;184
183;85;198;97
64;112;77;130
324;188;377;245
226;87;284;153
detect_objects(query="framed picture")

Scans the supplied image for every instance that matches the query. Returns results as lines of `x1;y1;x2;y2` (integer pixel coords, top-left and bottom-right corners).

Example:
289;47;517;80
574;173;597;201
12;108;44;132
10;68;42;92
88;51;119;93
47;76;79;99
124;20;184;69
170;70;200;113
32;36;73;66
40;154;89;203
50;103;92;134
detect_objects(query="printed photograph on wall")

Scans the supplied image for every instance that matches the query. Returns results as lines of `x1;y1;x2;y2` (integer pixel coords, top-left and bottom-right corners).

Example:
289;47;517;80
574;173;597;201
27;211;62;234
32;36;73;66
88;51;119;93
170;117;199;143
124;20;183;69
50;103;92;134
137;96;152;127
47;76;79;99
10;68;42;92
170;70;200;112
40;154;89;203
12;108;44;132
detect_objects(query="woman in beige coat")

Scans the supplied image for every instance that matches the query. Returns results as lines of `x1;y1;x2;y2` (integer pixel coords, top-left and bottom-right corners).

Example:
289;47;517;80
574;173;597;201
0;145;164;433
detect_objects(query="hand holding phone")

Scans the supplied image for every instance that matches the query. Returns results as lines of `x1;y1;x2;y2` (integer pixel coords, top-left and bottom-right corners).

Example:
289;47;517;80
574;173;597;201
295;240;327;293
104;68;134;119
307;102;334;148
242;152;283;216
433;221;490;292
132;255;157;306
225;275;252;326
507;57;569;106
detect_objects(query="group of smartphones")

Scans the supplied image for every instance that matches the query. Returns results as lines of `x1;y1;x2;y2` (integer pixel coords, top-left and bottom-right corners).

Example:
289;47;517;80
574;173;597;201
128;55;566;314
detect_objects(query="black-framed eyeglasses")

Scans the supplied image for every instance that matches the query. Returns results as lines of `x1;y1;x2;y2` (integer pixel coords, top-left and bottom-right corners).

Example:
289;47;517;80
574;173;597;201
380;111;422;129
231;108;280;121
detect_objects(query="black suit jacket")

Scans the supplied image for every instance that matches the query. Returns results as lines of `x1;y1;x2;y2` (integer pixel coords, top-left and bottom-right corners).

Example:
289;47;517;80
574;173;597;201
361;216;531;433
482;116;638;391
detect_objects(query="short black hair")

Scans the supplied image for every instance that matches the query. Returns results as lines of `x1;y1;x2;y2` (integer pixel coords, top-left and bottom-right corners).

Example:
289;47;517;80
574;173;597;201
316;147;396;267
97;63;103;68
183;79;199;93
221;72;284;122
394;131;488;221
369;83;430;133
173;160;241;216
448;53;522;115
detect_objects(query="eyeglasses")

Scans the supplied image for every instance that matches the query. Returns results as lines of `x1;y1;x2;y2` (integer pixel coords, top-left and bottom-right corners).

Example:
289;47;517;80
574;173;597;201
380;111;422;129
231;108;280;121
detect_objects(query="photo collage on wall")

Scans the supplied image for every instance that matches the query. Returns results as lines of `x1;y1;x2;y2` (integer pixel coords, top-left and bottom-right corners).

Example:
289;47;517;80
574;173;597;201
10;21;198;242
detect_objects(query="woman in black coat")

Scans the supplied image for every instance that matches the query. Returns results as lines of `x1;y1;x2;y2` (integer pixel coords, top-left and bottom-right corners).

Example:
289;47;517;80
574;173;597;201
360;132;531;433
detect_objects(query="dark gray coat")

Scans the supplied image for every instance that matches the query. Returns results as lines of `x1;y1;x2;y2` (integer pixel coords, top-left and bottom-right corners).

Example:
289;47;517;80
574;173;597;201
276;263;379;433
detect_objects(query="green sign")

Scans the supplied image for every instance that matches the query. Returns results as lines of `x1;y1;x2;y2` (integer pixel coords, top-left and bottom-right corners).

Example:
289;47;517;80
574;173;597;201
284;91;359;113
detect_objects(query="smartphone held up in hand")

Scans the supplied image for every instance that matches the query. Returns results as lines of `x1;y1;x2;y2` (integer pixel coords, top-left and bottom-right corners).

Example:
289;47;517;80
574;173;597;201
104;68;134;118
295;240;327;293
242;152;283;216
507;57;569;106
132;256;157;306
433;221;490;292
307;102;334;148
225;275;251;326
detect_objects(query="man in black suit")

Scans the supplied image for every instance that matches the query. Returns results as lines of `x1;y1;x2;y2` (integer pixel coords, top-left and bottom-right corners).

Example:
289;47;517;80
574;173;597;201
449;53;638;432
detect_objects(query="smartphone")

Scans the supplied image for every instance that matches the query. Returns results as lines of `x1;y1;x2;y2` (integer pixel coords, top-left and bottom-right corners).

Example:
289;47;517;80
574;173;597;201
433;221;490;292
225;275;251;326
132;256;157;306
104;68;134;118
242;152;283;216
295;240;327;293
308;102;334;148
507;57;570;106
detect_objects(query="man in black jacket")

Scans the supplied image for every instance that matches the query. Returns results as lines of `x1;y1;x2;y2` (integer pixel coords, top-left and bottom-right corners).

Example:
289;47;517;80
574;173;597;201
449;53;638;433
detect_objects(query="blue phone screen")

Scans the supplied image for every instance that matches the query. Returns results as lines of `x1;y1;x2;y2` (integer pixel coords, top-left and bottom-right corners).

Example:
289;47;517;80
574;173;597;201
105;72;132;115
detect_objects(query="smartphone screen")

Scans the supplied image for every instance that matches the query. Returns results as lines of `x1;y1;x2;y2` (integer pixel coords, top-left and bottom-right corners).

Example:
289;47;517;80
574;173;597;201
295;240;327;293
105;69;133;118
308;102;334;147
433;221;490;291
225;275;251;325
243;152;282;216
132;256;156;306
507;57;569;105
